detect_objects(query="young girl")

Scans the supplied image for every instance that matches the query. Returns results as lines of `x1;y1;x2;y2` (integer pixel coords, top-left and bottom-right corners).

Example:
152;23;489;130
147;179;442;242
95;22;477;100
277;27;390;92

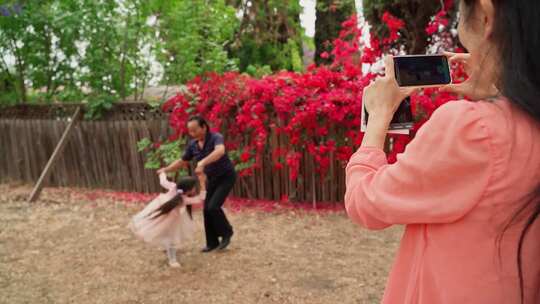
129;172;206;268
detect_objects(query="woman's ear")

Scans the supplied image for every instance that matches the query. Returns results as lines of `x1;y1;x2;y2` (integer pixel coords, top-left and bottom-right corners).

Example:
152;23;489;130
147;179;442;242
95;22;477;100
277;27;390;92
478;0;496;39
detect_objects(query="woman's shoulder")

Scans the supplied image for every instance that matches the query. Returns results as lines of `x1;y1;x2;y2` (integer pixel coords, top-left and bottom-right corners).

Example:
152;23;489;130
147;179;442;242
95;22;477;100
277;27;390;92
437;97;512;116
410;99;500;158
423;98;511;163
433;99;493;117
429;98;509;132
423;100;486;135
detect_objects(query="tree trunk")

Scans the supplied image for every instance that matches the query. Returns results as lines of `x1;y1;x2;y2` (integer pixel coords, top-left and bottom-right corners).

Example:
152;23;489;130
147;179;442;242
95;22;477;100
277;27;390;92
15;55;27;104
314;0;356;66
226;0;303;72
0;56;15;95
363;0;443;54
8;36;27;103
401;0;440;54
119;27;129;100
44;28;57;102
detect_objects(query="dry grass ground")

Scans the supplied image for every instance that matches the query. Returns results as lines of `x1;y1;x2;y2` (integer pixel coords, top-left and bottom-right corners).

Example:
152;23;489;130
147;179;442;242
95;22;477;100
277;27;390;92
0;183;402;304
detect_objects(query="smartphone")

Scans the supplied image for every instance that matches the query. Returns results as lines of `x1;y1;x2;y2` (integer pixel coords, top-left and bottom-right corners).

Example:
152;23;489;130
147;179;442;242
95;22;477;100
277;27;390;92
361;96;413;134
361;55;450;134
394;55;451;87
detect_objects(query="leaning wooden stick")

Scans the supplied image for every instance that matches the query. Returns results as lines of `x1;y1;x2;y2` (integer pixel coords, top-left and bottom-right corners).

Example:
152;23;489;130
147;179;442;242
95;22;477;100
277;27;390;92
28;106;82;202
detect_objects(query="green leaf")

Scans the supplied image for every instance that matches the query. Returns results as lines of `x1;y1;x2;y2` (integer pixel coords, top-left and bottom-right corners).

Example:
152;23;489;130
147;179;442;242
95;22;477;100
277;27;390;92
137;138;152;152
144;158;161;169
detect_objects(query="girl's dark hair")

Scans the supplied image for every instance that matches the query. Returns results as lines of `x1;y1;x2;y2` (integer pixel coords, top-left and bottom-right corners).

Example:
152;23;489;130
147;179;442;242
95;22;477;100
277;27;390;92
149;176;198;220
462;1;540;303
187;116;210;132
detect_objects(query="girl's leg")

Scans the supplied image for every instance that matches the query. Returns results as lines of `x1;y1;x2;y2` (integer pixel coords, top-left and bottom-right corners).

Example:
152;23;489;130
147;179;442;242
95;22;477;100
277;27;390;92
166;246;180;267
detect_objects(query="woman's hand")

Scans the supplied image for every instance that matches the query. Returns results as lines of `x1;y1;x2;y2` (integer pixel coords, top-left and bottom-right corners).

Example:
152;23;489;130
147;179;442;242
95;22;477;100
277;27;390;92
363;56;416;124
360;56;415;149
441;51;499;100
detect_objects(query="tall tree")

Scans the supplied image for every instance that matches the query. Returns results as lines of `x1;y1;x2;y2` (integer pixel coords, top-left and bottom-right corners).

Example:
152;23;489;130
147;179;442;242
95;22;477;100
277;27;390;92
150;0;239;83
363;0;453;54
0;0;158;105
314;0;356;66
226;0;304;73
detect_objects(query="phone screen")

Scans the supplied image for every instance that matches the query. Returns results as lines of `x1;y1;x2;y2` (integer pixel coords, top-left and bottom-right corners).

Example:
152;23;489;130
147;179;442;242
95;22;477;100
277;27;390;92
394;55;451;87
364;96;413;128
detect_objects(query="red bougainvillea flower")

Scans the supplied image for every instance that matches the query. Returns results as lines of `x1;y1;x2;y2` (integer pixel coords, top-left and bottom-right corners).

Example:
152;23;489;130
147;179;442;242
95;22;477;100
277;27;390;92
157;3;463;186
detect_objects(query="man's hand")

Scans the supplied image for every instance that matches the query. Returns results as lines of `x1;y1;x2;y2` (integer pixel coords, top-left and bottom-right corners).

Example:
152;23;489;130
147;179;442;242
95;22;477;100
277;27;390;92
195;162;205;175
157;167;167;175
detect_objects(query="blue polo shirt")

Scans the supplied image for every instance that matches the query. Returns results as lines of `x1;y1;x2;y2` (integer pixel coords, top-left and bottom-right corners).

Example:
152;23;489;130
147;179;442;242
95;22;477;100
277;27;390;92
182;132;235;178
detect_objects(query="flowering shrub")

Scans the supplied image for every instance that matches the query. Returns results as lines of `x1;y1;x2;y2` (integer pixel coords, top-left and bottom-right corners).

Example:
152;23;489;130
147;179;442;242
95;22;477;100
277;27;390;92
74;188;344;214
148;0;466;185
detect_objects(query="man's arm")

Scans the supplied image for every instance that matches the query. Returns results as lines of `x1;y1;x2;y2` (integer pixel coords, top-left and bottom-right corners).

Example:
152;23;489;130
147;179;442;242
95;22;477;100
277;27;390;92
158;159;189;174
158;141;194;174
198;144;225;167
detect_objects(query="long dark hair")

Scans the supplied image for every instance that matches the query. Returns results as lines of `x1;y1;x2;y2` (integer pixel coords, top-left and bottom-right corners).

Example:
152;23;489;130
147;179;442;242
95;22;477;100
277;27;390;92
149;176;198;220
463;0;540;302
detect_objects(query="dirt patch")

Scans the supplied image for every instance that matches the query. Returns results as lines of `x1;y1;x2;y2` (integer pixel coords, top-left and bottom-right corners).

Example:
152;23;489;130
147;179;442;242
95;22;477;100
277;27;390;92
0;183;402;304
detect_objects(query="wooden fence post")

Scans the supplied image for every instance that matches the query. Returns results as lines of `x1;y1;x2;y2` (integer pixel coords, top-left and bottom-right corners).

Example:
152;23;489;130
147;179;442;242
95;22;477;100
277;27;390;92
28;107;82;202
311;157;317;209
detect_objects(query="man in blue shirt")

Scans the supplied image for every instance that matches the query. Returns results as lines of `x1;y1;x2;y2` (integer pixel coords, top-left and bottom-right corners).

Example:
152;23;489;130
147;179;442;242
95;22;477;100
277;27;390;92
158;116;236;252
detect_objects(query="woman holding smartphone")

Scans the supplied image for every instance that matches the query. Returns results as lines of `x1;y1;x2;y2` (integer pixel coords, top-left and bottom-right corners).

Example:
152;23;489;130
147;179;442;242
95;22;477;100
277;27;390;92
345;1;539;303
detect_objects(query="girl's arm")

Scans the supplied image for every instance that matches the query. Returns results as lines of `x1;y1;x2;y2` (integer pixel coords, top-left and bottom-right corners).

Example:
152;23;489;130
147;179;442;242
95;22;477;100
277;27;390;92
159;172;177;192
184;191;206;205
183;191;206;205
183;174;207;205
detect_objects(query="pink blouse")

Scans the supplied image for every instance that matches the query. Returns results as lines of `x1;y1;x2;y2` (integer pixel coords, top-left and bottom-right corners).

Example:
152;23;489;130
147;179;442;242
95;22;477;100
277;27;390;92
345;99;540;303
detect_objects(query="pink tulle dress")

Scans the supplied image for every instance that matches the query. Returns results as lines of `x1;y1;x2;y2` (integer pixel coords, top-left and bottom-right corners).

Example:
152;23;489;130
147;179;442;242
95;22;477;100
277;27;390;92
129;173;205;249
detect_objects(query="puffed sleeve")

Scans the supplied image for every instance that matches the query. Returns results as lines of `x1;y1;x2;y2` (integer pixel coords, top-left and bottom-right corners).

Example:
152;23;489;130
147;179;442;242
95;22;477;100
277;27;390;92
345;100;494;230
159;172;177;192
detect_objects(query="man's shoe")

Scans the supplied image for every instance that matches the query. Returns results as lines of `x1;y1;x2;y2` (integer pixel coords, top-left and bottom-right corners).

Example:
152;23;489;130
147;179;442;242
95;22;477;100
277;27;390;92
217;234;233;250
201;246;218;253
